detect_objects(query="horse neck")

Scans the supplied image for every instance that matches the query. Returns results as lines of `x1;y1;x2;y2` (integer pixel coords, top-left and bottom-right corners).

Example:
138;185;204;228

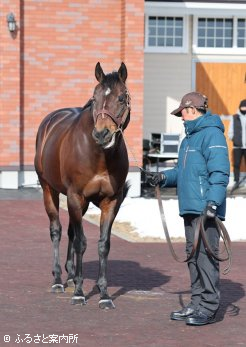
104;138;128;169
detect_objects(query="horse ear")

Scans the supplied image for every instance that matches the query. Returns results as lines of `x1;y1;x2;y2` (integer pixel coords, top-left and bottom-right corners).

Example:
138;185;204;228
118;62;127;83
95;62;105;83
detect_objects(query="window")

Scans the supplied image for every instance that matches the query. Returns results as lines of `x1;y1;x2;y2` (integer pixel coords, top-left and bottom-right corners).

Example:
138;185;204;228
197;18;233;48
145;15;188;53
148;16;183;47
238;18;246;47
194;16;246;54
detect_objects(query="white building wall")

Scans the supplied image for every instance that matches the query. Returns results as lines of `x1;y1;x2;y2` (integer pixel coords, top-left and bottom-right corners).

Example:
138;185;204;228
143;14;193;141
144;53;192;140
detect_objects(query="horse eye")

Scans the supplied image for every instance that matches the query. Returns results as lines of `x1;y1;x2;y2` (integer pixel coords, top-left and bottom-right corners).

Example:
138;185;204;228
118;95;125;103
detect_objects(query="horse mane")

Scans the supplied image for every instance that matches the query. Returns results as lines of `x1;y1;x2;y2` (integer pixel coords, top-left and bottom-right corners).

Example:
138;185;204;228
81;98;93;110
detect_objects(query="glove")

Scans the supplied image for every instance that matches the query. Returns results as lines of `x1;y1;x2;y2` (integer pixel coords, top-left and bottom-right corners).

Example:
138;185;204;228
146;172;165;187
204;202;217;218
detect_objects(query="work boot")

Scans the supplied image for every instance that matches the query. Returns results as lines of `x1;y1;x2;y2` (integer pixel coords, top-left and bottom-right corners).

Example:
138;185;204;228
170;305;195;321
186;309;216;326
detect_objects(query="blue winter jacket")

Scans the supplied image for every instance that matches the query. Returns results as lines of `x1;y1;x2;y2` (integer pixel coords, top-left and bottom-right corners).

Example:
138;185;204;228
161;111;230;220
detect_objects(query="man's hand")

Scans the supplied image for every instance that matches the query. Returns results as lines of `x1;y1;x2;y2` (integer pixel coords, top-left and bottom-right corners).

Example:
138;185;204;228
146;172;165;187
204;202;217;218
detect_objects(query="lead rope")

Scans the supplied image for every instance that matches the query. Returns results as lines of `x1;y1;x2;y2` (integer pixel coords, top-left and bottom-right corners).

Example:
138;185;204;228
118;129;149;175
120;130;232;274
200;215;232;275
157;183;232;274
155;185;200;263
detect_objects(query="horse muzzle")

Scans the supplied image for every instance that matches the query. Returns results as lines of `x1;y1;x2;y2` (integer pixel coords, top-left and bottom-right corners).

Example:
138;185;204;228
92;128;117;149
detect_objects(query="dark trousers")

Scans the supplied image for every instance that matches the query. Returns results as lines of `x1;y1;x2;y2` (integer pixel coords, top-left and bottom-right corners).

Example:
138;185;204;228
184;214;220;315
233;148;246;182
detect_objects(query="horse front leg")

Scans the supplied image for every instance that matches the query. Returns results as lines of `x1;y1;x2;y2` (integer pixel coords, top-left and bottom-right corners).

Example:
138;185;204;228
65;222;75;288
67;193;87;305
41;181;64;293
65;203;89;288
97;198;120;309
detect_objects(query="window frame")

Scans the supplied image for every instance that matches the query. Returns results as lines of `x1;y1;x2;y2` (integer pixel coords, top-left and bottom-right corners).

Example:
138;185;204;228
193;15;246;55
145;14;189;53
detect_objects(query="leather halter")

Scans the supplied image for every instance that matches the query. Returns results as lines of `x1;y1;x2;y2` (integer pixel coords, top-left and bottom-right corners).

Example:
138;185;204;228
93;89;131;128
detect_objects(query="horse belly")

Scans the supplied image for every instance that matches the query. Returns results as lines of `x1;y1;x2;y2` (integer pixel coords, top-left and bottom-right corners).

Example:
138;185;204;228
38;137;67;194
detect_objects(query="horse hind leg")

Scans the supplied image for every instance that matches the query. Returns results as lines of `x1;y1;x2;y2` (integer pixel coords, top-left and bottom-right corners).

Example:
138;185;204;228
41;180;64;293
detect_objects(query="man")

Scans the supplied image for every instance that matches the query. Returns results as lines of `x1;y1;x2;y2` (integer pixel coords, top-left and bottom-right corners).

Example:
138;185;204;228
228;99;246;192
148;92;230;326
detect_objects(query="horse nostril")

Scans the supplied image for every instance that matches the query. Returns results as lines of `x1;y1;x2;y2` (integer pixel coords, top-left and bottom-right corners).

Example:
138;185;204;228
102;128;110;138
92;128;110;144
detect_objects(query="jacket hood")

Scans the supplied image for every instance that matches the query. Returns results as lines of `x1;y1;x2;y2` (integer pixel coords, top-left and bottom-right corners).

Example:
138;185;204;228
184;111;225;136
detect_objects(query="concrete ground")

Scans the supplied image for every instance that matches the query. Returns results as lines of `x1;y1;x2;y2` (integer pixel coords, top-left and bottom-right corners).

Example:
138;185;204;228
0;188;245;347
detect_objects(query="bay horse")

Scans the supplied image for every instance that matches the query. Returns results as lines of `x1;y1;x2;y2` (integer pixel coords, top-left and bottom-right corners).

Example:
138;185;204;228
34;62;131;309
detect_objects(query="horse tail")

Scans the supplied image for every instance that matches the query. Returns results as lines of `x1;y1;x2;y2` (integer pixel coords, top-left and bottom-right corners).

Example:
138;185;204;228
123;180;131;200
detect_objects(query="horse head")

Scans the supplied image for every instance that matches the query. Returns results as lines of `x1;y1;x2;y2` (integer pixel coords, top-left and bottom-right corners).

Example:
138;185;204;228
91;62;131;149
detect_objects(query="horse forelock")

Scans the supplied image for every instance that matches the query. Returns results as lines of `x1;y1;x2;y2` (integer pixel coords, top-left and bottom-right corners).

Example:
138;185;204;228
101;71;124;88
99;73;128;101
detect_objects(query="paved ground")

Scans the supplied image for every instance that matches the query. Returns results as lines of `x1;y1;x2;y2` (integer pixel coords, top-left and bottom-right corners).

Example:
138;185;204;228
0;188;245;347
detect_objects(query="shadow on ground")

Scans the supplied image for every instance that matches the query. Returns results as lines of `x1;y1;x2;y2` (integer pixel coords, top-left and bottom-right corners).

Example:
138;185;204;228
81;259;171;301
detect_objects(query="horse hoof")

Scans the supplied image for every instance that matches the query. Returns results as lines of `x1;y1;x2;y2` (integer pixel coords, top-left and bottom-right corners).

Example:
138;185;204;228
51;284;65;293
99;299;115;310
71;296;87;305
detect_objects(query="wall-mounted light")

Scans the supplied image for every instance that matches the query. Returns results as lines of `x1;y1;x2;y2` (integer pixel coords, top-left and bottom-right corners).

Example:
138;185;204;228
7;13;16;33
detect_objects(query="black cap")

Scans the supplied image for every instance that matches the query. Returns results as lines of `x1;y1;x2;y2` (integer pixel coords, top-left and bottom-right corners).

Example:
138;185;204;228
239;99;246;108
